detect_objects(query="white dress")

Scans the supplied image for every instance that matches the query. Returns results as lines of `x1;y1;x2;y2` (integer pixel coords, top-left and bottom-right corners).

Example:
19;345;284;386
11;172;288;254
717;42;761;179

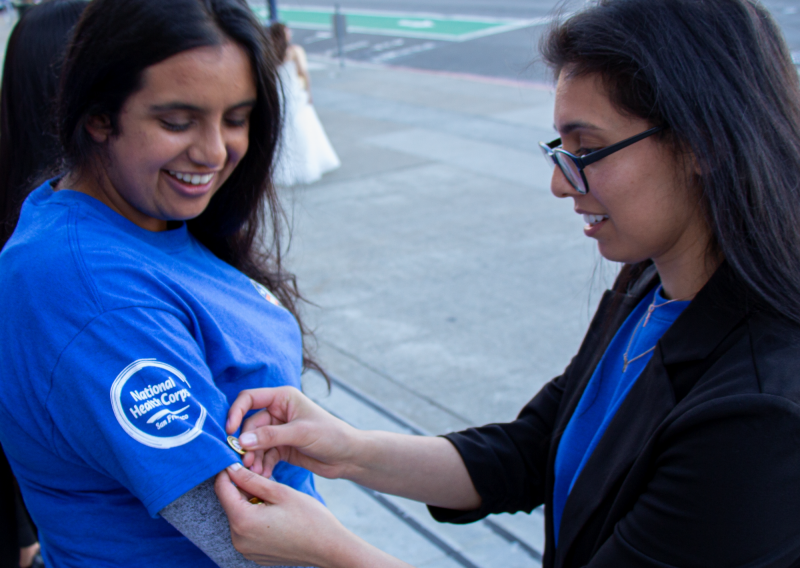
273;60;341;186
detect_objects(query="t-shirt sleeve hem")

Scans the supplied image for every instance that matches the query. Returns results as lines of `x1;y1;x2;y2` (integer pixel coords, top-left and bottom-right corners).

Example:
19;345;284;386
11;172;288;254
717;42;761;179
143;452;240;517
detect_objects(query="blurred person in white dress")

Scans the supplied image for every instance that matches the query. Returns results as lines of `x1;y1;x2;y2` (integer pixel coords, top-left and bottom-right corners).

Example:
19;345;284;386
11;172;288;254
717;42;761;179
269;23;340;186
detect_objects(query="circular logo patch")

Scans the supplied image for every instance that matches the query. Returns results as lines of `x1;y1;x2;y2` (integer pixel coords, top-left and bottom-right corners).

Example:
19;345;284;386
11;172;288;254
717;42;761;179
110;359;207;449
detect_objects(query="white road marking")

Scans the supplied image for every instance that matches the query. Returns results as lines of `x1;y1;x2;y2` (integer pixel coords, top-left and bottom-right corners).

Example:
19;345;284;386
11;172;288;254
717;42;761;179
371;39;405;52
371;41;437;63
341;40;371;53
323;40;372;57
304;31;332;44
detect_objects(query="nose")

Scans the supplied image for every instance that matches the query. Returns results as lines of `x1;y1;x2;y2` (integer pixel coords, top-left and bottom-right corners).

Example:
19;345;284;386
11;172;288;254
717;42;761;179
189;122;227;169
550;166;581;199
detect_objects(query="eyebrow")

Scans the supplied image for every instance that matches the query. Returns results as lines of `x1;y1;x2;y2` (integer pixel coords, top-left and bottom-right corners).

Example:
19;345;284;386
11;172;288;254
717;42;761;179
553;121;602;135
149;99;257;113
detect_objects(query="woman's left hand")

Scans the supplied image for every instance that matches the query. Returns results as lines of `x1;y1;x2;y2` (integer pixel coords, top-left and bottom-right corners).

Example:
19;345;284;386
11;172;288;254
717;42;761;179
216;464;413;568
215;464;345;567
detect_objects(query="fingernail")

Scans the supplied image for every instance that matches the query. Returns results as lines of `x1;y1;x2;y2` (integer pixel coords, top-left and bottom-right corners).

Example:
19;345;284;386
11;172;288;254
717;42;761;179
239;432;256;446
228;463;242;472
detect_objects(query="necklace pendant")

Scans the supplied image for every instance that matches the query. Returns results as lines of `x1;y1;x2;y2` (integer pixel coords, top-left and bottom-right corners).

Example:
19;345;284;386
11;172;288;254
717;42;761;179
622;355;629;373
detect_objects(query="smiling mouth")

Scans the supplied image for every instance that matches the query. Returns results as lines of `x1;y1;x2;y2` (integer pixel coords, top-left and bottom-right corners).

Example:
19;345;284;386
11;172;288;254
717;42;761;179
166;170;215;186
583;213;609;227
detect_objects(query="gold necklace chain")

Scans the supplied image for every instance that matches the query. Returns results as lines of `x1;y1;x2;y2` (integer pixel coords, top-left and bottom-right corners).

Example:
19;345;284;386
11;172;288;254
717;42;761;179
622;285;690;373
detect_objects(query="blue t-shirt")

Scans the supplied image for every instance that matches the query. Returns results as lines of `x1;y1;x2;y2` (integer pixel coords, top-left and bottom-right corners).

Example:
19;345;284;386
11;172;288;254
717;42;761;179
0;183;321;567
552;286;689;545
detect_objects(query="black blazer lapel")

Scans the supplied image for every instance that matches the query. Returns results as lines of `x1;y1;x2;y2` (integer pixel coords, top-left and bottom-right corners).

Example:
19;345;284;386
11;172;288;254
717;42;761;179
554;351;676;567
543;274;658;567
549;271;659;441
659;262;749;374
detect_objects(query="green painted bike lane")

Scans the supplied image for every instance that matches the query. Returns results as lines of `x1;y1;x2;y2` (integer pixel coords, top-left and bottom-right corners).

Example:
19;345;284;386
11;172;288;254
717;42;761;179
250;5;544;42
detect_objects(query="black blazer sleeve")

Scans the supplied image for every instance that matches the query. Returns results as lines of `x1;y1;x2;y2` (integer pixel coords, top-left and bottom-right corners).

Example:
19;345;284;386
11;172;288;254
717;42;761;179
587;395;800;567
428;359;572;524
0;446;19;566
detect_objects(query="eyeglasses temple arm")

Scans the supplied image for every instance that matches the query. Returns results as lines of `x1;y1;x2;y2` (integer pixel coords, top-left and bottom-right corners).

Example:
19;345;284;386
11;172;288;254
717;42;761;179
577;126;664;168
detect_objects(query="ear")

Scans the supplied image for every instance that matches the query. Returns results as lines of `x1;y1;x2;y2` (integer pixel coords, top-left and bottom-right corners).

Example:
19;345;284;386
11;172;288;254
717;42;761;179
679;145;703;178
85;114;112;143
690;151;703;177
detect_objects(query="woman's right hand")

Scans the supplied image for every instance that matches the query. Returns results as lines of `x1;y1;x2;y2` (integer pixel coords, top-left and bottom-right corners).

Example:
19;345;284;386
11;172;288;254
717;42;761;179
226;386;359;479
216;464;415;568
227;387;481;511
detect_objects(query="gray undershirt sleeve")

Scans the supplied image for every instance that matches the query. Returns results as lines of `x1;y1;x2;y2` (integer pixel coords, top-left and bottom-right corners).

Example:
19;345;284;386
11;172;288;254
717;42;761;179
160;477;295;568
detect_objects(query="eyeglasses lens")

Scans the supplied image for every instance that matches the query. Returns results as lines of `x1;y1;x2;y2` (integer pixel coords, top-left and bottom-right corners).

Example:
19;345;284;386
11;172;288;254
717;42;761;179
554;152;586;193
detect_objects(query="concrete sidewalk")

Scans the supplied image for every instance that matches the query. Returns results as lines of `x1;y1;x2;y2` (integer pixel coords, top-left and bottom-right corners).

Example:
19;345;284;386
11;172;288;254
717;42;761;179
290;57;617;566
294;57;611;429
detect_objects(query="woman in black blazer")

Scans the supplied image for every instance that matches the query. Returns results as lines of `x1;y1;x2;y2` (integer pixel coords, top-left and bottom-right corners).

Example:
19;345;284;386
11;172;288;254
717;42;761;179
214;0;800;566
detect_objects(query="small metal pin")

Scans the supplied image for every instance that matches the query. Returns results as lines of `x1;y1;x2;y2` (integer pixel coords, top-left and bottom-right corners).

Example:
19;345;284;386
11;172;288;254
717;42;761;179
227;435;246;456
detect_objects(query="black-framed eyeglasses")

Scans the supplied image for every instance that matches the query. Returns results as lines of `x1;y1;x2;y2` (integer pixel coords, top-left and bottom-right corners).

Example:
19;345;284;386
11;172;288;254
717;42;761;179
539;126;664;194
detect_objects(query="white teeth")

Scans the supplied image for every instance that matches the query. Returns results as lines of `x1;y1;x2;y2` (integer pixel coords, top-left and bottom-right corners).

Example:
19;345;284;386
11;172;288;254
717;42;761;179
582;213;609;226
168;171;214;185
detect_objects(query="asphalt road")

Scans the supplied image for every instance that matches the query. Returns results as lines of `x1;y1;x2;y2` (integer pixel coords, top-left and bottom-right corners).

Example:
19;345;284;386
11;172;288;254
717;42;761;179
258;0;575;82
261;0;800;82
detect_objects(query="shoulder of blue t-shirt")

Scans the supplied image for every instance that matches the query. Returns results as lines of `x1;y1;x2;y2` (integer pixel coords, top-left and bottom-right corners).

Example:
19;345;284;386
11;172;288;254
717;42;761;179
0;181;242;330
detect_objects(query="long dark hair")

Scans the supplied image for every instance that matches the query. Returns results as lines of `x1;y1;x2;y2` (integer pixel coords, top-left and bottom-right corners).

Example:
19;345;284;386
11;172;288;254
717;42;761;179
542;0;800;322
0;0;87;249
269;22;289;62
58;0;324;377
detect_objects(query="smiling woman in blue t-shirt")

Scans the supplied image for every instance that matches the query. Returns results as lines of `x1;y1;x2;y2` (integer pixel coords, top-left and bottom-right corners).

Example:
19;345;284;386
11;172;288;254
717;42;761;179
0;0;323;566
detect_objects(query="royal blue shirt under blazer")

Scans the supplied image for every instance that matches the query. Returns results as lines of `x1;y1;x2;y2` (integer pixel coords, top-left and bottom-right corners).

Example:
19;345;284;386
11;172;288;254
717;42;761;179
0;182;321;567
552;286;688;544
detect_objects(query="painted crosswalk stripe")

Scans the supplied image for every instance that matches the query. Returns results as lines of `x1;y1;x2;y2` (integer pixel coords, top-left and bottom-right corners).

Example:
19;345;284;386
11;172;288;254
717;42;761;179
372;42;437;63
